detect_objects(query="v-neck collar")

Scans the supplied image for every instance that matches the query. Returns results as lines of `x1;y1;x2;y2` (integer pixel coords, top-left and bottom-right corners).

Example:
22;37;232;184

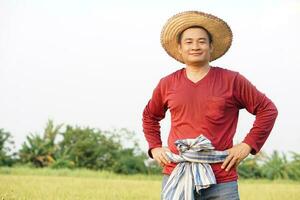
182;66;213;86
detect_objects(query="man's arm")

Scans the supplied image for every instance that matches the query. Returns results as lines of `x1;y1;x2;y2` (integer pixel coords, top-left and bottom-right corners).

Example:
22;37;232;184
222;73;278;171
142;79;168;158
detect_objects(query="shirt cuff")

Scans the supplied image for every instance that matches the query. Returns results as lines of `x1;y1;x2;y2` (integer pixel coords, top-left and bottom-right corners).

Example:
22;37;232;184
242;136;259;155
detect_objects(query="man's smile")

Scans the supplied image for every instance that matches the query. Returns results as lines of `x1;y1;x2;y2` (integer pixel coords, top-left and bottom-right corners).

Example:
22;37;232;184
189;52;203;56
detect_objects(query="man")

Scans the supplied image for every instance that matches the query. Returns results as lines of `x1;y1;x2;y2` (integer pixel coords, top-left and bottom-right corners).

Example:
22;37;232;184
142;11;278;199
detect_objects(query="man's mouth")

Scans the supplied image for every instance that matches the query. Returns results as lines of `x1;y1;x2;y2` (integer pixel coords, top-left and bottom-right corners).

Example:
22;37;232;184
190;52;203;56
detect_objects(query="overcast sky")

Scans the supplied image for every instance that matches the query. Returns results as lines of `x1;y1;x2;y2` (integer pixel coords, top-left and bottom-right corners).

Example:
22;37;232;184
1;0;299;154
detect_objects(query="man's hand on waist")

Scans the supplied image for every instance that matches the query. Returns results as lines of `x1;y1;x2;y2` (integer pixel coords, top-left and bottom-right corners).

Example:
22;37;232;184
221;143;252;172
151;147;171;167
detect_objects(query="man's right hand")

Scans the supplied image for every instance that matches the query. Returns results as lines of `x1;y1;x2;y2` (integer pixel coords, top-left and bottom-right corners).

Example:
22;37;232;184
151;147;171;167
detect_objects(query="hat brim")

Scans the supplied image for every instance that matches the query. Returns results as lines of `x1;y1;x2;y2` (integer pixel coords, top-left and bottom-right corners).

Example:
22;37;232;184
160;11;233;63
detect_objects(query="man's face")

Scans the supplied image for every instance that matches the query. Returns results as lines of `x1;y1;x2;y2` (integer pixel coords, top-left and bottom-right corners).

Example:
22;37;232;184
178;27;213;65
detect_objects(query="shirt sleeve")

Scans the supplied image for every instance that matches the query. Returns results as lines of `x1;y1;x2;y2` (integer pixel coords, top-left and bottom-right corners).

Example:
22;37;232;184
233;73;278;155
142;78;168;158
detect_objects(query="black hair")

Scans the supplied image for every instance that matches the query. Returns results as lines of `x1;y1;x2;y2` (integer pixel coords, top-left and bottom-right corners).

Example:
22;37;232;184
177;25;213;44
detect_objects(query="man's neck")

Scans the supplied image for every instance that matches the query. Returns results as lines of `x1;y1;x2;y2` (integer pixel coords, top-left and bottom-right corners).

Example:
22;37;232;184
185;63;211;83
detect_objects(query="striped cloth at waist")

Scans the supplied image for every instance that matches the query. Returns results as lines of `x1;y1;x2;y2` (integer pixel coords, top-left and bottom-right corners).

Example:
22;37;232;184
162;135;228;200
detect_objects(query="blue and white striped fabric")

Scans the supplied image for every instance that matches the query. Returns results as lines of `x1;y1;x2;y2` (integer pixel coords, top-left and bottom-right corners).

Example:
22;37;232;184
162;135;228;200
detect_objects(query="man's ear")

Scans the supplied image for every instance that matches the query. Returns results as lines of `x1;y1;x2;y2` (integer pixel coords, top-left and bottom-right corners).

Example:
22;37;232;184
209;44;214;53
178;44;182;54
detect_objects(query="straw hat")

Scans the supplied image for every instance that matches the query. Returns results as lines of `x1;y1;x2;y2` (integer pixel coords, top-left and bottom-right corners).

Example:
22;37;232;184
160;11;233;63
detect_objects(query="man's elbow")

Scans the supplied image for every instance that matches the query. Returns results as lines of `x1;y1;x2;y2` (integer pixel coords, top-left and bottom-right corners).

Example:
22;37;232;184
269;100;279;120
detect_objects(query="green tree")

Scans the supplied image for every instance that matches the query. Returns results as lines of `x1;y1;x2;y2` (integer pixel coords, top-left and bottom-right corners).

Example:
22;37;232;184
109;128;152;174
238;157;262;179
57;126;122;170
19;120;63;167
261;151;290;180
285;152;300;180
0;129;15;166
112;148;147;174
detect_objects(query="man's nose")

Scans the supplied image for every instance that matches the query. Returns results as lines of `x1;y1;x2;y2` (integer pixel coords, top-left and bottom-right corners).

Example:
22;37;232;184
192;43;200;50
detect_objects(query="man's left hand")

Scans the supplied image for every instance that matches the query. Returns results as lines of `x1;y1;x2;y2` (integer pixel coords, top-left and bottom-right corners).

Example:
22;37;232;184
221;143;252;172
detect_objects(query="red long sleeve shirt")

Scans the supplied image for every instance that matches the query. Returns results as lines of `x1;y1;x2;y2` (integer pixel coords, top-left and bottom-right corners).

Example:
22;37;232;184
142;66;278;183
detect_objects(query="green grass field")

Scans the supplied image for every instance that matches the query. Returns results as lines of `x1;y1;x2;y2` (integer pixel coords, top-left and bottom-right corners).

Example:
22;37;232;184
0;167;299;200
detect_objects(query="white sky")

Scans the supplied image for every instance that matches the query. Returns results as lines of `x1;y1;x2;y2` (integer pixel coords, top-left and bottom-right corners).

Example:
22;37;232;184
1;0;300;154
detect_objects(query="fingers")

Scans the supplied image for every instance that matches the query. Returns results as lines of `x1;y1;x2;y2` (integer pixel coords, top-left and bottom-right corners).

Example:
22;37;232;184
234;160;241;169
225;157;238;171
222;144;251;171
152;147;171;167
163;147;171;152
157;156;169;167
222;153;239;171
221;153;233;170
160;151;171;165
157;158;165;167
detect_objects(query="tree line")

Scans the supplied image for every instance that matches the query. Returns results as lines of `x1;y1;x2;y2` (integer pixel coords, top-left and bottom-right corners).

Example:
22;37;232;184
0;120;299;180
